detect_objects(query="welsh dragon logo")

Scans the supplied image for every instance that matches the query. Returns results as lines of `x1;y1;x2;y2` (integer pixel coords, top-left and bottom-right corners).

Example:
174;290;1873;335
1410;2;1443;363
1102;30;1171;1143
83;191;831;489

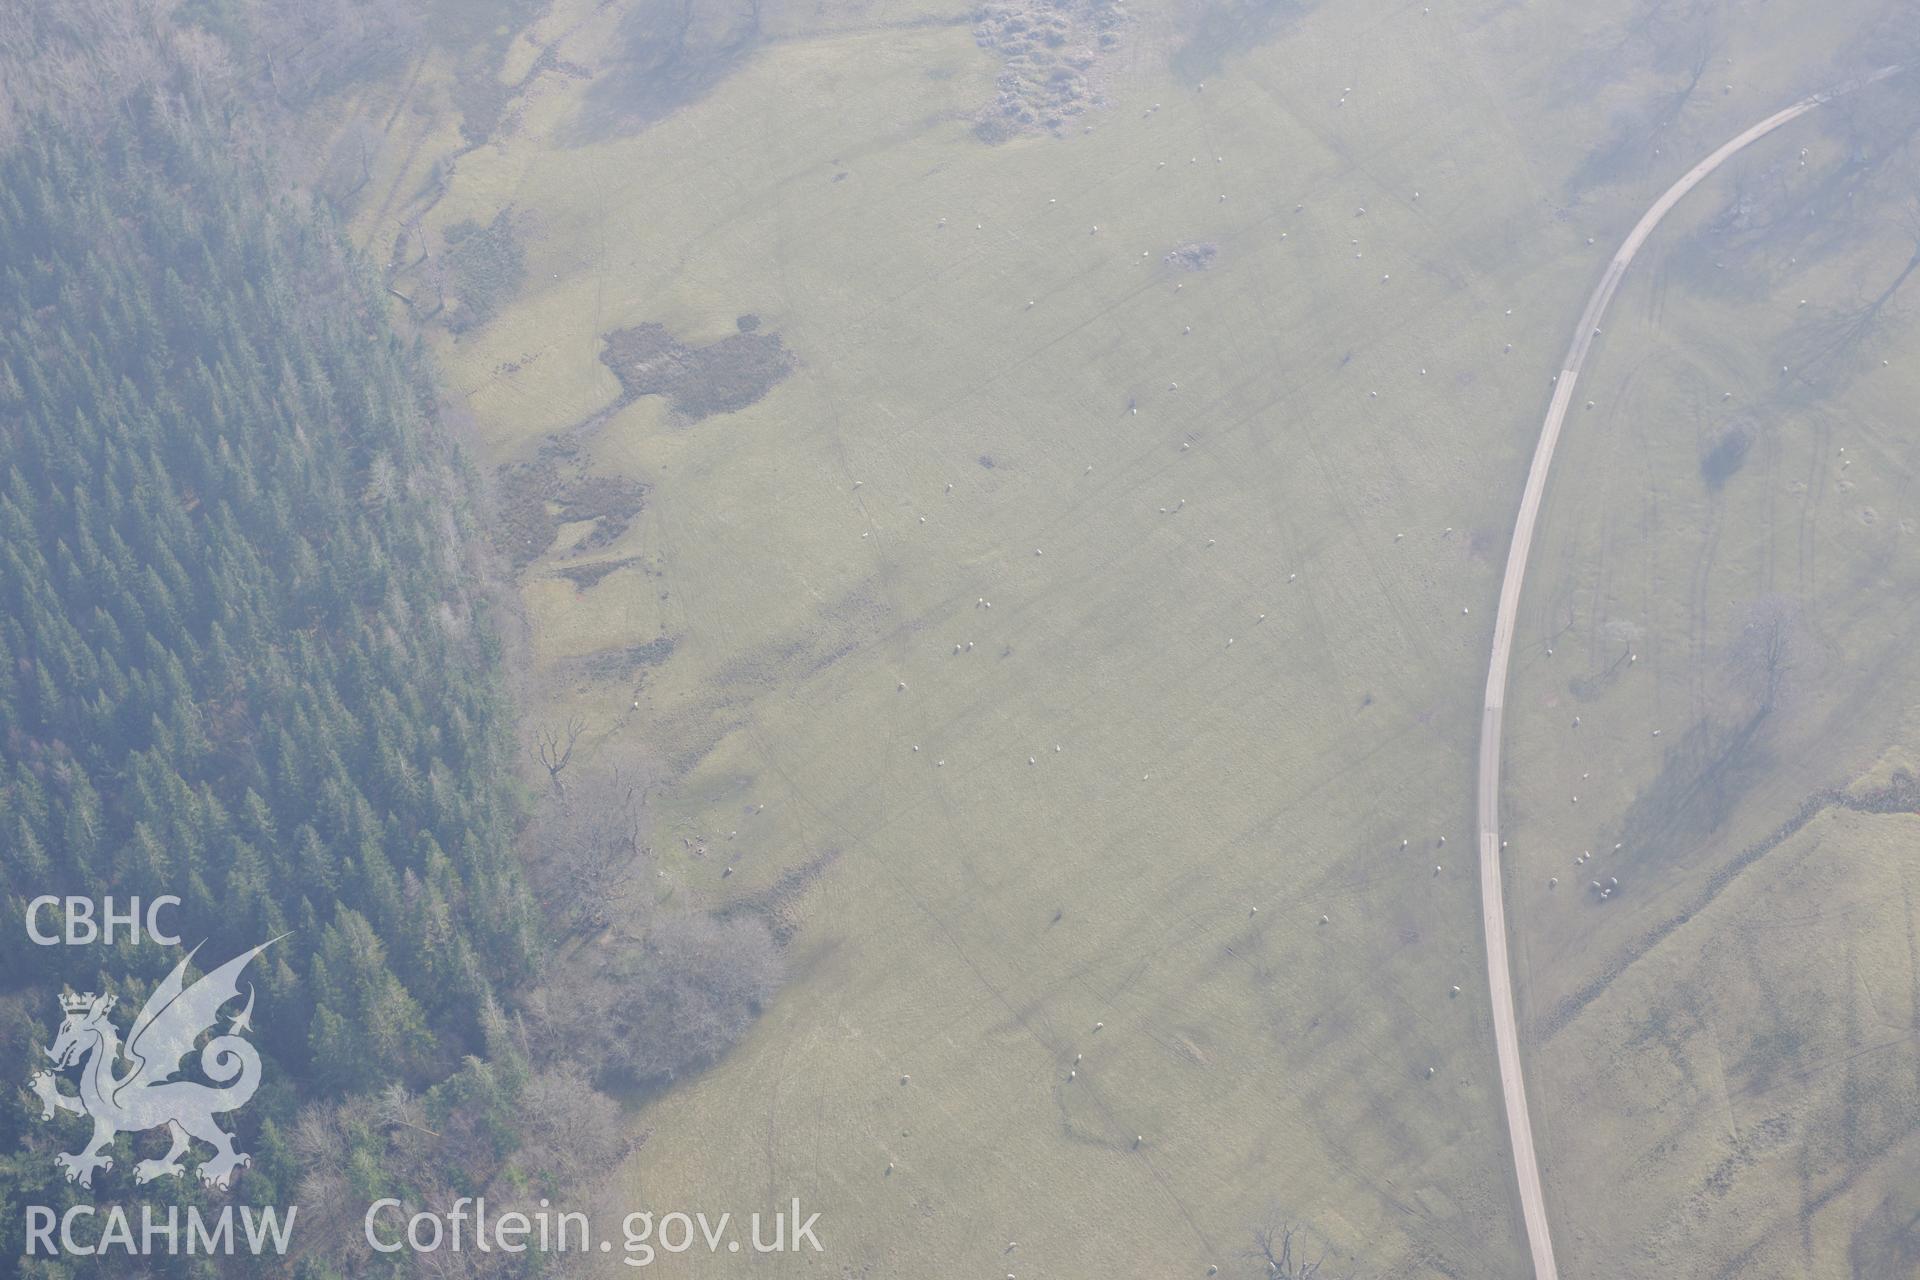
29;939;278;1190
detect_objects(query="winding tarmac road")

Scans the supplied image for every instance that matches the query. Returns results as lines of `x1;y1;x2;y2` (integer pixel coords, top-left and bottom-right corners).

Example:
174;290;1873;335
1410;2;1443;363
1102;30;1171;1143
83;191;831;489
1475;66;1901;1280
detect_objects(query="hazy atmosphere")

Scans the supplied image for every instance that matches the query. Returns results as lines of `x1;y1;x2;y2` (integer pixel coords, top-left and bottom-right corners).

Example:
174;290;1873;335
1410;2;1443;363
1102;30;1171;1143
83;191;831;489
3;1;1920;1276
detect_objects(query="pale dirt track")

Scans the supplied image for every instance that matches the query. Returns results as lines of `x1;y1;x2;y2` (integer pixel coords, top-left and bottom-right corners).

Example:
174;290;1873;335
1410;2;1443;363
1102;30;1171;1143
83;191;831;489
1474;66;1901;1280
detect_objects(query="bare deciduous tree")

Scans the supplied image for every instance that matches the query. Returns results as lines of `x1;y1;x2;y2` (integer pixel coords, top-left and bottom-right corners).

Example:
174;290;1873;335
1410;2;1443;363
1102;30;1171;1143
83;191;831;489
543;911;783;1089
254;0;423;108
536;716;584;793
323;116;382;201
1247;1212;1349;1279
0;0;214;147
515;1063;633;1184
527;766;647;936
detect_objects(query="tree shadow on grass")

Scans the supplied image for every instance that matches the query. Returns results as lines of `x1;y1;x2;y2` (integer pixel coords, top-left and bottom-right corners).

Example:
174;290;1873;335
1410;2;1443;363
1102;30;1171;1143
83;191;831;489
561;0;765;146
1167;0;1314;85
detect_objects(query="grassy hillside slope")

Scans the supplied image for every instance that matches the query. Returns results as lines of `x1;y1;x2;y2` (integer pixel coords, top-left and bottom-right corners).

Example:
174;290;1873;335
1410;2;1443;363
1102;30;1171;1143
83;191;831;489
307;0;1918;1273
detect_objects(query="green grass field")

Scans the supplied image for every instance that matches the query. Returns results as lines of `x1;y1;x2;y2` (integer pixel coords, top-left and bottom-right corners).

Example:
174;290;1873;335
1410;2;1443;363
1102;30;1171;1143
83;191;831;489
315;0;1920;1273
1504;95;1920;1275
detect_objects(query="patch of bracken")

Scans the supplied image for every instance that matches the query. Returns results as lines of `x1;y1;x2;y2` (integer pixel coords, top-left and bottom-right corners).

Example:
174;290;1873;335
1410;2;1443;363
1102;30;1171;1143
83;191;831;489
971;0;1129;141
600;321;794;422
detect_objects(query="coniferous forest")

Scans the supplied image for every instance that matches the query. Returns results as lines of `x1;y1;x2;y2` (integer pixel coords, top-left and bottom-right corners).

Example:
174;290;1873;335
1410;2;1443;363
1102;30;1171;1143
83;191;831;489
0;78;539;1075
0;3;790;1262
0;54;550;1278
0;9;791;1275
